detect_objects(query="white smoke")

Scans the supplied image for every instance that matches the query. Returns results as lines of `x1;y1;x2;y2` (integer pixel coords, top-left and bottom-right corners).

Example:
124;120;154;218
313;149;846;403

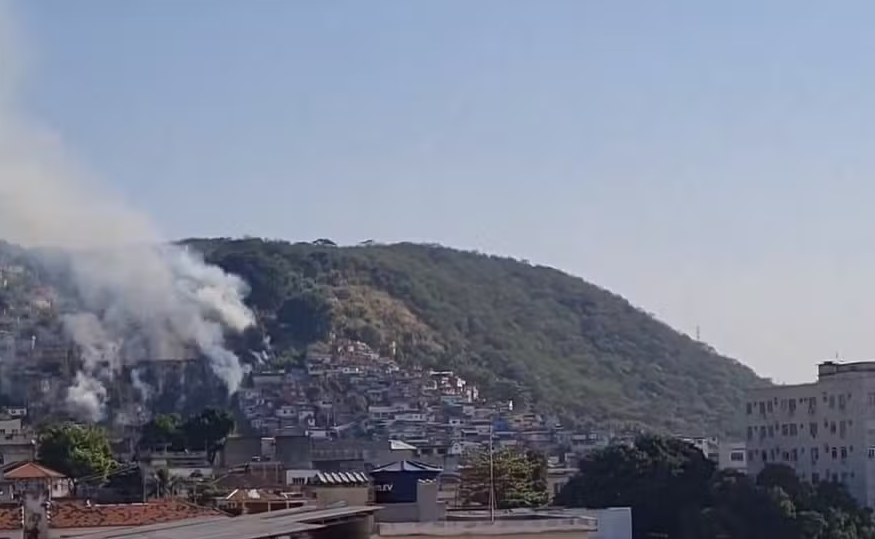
0;2;255;419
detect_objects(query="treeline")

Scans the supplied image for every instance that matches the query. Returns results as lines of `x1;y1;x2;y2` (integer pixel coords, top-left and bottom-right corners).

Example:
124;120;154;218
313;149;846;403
137;408;235;463
556;435;875;539
37;407;235;481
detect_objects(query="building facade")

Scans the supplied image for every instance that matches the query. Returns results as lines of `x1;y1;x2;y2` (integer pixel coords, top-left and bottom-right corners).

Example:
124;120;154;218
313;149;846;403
745;361;875;508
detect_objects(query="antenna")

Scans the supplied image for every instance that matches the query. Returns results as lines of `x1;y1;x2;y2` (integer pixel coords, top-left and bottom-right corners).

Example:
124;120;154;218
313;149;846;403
695;325;701;342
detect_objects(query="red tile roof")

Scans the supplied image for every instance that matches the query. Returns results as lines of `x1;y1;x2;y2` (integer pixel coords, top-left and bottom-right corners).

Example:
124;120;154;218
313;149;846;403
0;498;226;530
3;462;66;480
0;503;19;530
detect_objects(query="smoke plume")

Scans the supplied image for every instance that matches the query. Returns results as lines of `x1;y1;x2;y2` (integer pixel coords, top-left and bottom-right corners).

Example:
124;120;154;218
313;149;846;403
0;2;255;420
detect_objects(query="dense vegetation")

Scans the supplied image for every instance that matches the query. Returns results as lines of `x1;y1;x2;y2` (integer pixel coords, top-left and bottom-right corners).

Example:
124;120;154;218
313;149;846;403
186;238;765;435
557;435;875;539
459;447;548;509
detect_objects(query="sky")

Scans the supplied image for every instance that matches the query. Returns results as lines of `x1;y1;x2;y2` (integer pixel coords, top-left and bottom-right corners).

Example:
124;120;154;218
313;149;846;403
6;0;875;383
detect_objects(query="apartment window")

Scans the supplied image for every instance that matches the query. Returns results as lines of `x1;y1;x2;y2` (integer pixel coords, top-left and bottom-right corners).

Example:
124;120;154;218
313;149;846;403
840;420;847;438
747;426;754;441
810;422;818;438
730;451;744;462
781;424;789;436
830;395;836;408
811;447;819;463
791;448;798;461
782;451;790;462
832;447;838;460
760;402;767;415
768;401;774;413
839;394;847;410
830;422;837;434
823;392;829;403
790;424;798;436
789;399;797;414
766;426;773;438
841;447;848;460
762;450;768;462
869;447;875;459
746;403;753;415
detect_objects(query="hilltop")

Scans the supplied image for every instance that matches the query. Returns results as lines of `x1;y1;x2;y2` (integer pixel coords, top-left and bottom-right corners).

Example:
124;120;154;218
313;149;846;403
183;238;765;436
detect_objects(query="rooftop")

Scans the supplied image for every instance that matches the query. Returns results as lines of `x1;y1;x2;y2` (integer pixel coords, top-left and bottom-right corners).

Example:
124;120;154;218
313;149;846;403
0;498;224;530
371;460;443;474
2;461;65;480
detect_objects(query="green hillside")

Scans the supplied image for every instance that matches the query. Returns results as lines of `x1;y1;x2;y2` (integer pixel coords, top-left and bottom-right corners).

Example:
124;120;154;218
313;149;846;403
187;238;765;436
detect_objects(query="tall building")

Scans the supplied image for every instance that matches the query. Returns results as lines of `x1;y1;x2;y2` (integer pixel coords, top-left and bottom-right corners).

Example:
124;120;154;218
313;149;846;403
745;361;875;507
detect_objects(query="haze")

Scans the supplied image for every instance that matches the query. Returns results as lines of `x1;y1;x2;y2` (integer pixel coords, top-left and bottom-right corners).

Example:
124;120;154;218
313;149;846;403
9;0;875;384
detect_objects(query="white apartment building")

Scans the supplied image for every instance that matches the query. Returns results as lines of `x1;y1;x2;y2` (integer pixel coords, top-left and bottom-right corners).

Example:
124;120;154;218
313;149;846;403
745;360;875;508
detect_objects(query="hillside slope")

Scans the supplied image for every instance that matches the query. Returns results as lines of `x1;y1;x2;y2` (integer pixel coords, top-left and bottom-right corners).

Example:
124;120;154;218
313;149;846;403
185;238;765;436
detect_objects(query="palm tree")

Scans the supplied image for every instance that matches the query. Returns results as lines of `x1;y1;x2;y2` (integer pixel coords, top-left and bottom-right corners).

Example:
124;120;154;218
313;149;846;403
149;468;181;498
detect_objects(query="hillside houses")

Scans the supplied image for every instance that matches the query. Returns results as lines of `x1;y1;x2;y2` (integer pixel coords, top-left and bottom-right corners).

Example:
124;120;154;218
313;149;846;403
237;338;647;465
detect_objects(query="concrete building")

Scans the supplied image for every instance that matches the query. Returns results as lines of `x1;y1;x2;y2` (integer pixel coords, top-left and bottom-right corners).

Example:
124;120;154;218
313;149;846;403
718;441;748;474
745;360;875;508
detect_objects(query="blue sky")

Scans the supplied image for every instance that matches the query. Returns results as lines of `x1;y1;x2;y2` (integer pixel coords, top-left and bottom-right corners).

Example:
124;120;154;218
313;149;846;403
9;0;875;382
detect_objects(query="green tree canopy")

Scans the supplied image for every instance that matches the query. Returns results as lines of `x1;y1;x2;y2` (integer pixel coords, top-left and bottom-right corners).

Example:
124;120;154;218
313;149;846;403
139;408;234;464
556;439;875;539
38;423;115;479
459;448;548;509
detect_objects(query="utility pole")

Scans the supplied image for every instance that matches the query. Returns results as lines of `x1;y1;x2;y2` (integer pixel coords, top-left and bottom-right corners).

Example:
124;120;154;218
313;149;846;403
489;424;495;522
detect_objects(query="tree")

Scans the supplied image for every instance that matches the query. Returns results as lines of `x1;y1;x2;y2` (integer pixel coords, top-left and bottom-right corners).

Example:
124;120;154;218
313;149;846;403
38;423;115;479
275;289;333;344
180;408;234;464
556;435;714;539
459;448;548;509
139;413;184;451
556;435;875;539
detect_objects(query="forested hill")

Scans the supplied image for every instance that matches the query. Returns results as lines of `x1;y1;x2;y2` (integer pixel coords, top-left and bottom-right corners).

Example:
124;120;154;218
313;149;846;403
186;238;766;436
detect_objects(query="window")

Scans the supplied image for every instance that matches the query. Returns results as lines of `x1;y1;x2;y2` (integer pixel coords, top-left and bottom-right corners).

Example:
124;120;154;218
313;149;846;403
832;447;838;459
730;451;745;462
746;403;753;415
831;422;837;434
791;448;798;461
767;401;774;413
841;447;848;459
782;424;789;436
810;422;818;438
790;424;798;436
840;420;847;438
830;395;836;408
747;426;753;440
811;447;819;463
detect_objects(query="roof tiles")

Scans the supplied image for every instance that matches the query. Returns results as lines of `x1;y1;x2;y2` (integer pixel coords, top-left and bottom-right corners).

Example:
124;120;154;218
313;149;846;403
0;498;226;530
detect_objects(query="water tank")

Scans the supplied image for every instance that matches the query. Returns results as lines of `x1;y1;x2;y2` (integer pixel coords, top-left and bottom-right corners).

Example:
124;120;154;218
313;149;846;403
369;460;442;504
